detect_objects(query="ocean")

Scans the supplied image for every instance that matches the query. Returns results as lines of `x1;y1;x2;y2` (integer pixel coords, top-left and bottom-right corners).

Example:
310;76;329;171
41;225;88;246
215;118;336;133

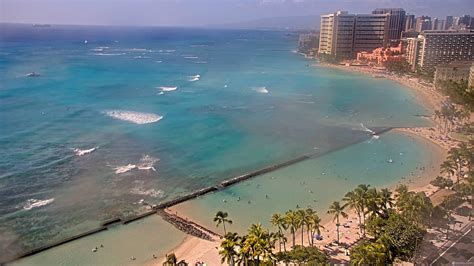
0;23;431;262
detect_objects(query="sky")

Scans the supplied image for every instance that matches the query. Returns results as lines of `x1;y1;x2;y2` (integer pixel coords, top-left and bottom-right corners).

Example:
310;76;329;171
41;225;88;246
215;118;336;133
1;0;473;27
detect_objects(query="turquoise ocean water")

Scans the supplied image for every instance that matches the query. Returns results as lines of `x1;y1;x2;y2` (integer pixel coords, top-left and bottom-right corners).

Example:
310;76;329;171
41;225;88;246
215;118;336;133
0;24;431;261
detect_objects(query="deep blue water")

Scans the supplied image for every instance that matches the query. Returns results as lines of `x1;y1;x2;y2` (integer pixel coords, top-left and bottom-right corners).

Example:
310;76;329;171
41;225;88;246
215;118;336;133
0;23;430;260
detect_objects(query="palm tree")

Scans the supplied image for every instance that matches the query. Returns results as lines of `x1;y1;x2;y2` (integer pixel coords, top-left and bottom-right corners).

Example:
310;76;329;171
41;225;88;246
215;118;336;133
297;209;307;246
379;188;393;217
366;188;382;218
350;239;391;265
163;253;177;266
270;213;287;252
219;232;239;265
285;210;300;248
343;190;363;234
447;147;465;183
441;160;456;182
327;201;348;244
305;208;324;246
354;184;370;235
397;189;433;226
236;235;250;265
241;223;274;264
214;211;232;235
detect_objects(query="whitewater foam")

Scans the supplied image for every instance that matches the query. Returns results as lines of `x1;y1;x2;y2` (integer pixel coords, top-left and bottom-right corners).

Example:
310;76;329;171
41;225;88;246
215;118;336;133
189;74;200;82
158;86;178;92
104;110;163;124
137;155;159;171
254;86;269;94
23;198;55;210
131;181;164;198
360;123;376;135
73;147;98;156
183;56;198;59
93;53;125;56
114;164;137;174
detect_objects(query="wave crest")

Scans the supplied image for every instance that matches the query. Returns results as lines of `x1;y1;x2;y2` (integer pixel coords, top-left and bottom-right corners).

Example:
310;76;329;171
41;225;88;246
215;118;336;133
189;74;200;82
158;86;177;92
73;147;98;156
137;155;159;171
114;164;137;174
104;110;163;124
23;198;55;210
254;86;269;94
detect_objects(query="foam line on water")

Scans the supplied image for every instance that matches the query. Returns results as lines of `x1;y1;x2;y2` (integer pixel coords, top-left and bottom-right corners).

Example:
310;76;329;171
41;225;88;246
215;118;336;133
189;74;200;82
158;86;178;92
22;198;55;210
104;110;163;124
73;147;98;156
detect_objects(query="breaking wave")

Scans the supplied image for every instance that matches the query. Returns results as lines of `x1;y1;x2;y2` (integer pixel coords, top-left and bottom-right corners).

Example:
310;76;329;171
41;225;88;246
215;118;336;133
189;74;200;82
93;53;126;56
114;155;159;174
73;147;98;156
114;164;137;174
137;155;159;171
104;110;163;124
23;198;55;210
158;86;177;92
254;86;269;94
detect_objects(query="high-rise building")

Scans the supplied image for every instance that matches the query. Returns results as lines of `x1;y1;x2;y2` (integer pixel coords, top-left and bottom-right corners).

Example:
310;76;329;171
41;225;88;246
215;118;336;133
405;14;415;31
353;14;388;52
372;8;406;42
431;18;438;30
318;11;356;58
434;62;472;87
415;16;432;32
404;37;423;70
318;11;388;59
453;17;461;27
405;30;474;72
433;19;445;30
459;15;471;27
445;16;454;30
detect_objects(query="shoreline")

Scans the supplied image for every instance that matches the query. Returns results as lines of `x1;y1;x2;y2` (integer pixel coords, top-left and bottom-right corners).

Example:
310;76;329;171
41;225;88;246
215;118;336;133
153;63;456;265
316;63;447;113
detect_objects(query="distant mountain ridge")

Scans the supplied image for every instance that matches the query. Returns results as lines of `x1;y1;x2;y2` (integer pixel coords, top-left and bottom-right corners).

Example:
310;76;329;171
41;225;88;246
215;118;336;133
208;15;320;31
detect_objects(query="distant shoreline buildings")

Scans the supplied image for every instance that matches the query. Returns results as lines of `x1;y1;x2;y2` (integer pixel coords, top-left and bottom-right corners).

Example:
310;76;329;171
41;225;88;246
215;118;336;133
405;30;473;72
315;8;473;86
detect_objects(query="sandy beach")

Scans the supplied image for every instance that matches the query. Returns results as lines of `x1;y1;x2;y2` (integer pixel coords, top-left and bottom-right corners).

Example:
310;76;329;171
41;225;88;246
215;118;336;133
150;63;462;265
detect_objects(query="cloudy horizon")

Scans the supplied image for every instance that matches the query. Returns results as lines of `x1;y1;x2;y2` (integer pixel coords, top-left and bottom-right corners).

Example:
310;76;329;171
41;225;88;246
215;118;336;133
1;0;473;27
